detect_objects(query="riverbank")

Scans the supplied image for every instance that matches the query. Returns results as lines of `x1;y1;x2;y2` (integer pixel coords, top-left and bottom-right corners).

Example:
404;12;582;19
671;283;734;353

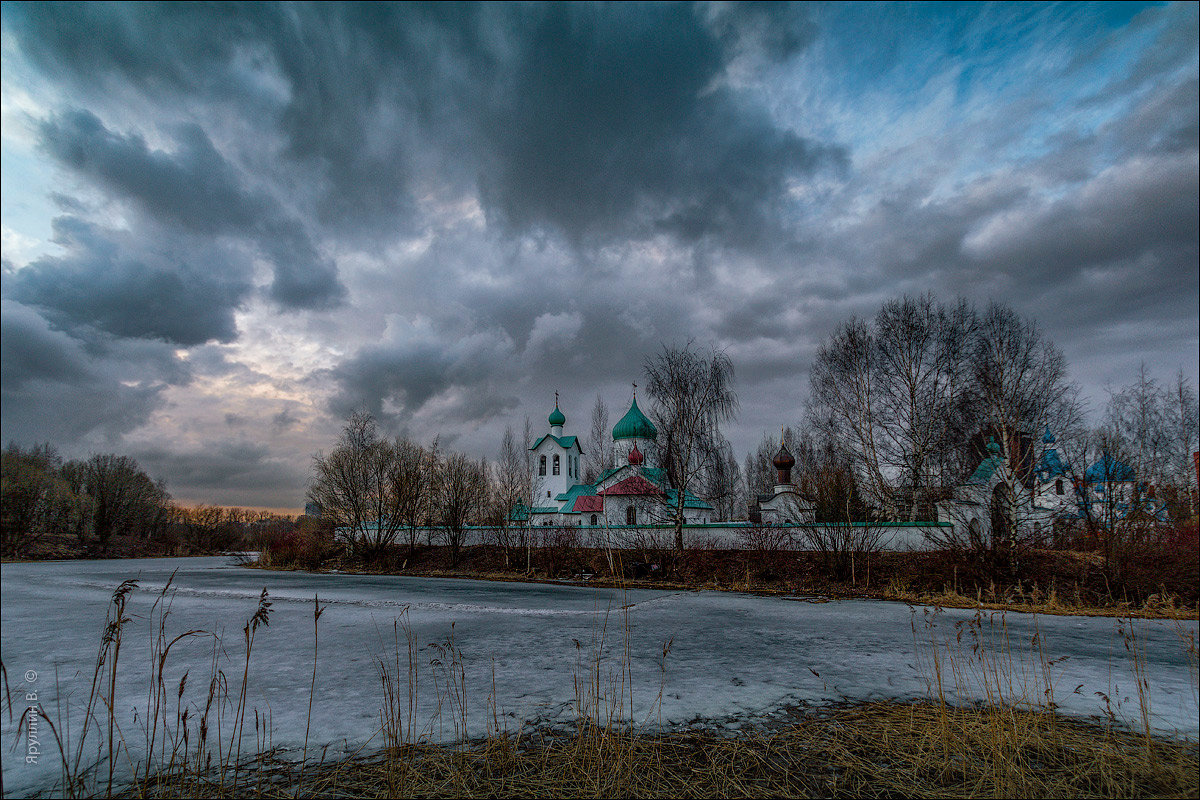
129;700;1199;799
0;531;228;562
249;543;1199;620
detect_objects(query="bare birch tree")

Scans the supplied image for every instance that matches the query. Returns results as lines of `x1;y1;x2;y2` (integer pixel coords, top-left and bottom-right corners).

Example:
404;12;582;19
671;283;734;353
389;437;428;558
809;316;892;517
308;412;404;559
810;296;1078;533
972;302;1080;542
644;342;739;551
437;451;488;566
585;394;612;483
496;425;526;567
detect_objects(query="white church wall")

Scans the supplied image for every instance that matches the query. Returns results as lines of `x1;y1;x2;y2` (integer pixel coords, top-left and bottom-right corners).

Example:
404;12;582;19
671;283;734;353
393;522;952;551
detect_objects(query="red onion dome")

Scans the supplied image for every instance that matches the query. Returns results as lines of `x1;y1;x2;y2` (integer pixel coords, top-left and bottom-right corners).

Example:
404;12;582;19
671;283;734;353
628;443;644;465
772;443;795;471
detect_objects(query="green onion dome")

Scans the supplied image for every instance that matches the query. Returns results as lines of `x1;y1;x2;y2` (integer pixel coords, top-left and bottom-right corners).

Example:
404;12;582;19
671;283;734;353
612;397;657;441
548;403;566;427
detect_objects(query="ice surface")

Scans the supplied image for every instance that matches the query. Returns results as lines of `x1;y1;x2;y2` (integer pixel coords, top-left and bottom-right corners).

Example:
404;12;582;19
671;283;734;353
2;556;1196;797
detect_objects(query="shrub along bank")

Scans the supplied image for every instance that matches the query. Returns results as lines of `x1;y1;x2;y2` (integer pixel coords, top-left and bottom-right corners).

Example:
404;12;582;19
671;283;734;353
253;520;1199;619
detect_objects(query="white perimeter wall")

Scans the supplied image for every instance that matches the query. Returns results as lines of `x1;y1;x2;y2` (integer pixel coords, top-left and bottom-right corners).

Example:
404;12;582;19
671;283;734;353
394;523;950;552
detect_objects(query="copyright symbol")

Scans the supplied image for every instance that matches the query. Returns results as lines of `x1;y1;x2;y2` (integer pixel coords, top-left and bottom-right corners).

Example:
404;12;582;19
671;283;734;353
24;670;37;682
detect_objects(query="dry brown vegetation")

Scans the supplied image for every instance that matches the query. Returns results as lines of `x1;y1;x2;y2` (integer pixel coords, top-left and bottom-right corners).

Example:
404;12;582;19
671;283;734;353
130;702;1199;799
255;532;1200;620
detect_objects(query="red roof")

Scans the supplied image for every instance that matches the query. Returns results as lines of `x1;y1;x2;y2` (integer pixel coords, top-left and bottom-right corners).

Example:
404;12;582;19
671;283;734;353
598;475;664;497
572;496;604;513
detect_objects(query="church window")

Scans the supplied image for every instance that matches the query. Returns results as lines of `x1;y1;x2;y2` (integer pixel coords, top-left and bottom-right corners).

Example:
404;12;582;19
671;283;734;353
590;514;597;526
553;455;560;475
626;506;636;525
539;455;546;476
1055;478;1064;495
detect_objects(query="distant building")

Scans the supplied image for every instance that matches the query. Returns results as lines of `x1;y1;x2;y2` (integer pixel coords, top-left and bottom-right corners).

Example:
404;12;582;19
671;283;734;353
756;437;814;525
941;428;1169;546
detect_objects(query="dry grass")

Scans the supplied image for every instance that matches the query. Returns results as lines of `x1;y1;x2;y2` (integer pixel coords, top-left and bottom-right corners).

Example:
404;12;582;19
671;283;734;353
128;702;1198;799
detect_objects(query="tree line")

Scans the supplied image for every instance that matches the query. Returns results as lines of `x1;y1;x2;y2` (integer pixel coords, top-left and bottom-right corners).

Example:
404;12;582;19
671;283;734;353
0;444;296;557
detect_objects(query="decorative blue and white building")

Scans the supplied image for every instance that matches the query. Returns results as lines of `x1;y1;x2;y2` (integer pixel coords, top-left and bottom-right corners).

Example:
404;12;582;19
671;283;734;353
940;428;1169;548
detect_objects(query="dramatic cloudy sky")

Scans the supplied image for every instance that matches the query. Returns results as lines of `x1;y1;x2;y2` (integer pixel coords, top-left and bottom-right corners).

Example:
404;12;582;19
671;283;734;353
2;2;1197;510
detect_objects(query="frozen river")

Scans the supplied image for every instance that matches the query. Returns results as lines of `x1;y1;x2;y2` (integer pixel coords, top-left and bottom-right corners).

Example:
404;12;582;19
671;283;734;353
2;556;1197;796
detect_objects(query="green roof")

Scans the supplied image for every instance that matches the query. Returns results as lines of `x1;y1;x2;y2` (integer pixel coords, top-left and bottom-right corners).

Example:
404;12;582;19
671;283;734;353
554;482;596;505
510;504;561;521
529;434;582;452
612;397;657;441
548;403;565;427
595;466;624;484
966;454;1005;486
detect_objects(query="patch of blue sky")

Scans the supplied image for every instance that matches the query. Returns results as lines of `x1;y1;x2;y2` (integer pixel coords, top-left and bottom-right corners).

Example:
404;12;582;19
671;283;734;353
785;1;1181;207
0;143;58;265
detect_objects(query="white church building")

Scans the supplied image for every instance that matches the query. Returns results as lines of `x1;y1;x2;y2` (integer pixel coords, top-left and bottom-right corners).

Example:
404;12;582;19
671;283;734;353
522;393;716;527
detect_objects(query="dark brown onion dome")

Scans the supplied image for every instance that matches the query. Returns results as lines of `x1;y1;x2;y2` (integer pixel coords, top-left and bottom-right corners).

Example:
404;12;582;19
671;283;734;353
628;443;644;465
772;443;795;471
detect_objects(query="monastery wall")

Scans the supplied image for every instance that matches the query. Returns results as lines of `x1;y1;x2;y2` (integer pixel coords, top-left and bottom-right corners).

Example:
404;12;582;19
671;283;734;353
396;522;952;552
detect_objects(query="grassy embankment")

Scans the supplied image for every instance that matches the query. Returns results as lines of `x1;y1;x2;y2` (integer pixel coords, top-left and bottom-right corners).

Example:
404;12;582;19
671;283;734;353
1;531;219;562
11;573;1198;799
252;537;1200;620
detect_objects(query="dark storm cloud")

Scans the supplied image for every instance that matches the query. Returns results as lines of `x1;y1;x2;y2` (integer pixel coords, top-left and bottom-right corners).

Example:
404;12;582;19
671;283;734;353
6;2;840;249
327;329;519;428
3;1;1196;507
0;298;91;386
270;408;299;434
40;110;263;233
8;215;250;346
963;153;1199;288
477;3;844;245
0;300;174;442
36;109;345;310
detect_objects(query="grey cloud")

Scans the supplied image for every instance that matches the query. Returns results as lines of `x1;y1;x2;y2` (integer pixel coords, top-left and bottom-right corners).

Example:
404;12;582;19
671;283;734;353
328;329;518;429
132;439;308;508
707;2;818;63
7;3;841;251
0;300;171;443
37;110;345;310
8;216;250;346
3;2;1196;505
270;408;299;434
963;153;1198;288
40;110;262;233
477;3;844;245
0;298;91;388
